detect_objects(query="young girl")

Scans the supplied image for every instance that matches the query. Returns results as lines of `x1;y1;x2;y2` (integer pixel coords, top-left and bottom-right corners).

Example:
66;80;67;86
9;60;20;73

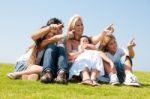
69;35;114;86
99;33;140;86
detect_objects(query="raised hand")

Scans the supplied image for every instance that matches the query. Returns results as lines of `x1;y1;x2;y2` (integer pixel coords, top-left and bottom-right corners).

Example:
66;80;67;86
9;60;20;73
49;24;64;34
104;24;114;33
67;30;75;39
127;38;136;49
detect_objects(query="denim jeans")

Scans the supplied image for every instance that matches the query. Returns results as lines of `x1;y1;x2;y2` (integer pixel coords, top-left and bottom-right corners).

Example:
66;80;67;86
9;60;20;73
41;43;68;77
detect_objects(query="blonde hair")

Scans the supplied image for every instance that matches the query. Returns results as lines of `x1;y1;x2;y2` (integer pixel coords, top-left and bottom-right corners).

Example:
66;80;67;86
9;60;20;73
98;33;116;52
67;14;83;32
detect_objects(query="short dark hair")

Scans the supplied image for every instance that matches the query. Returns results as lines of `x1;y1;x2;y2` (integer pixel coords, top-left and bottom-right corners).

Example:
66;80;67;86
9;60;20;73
46;18;62;26
80;35;92;43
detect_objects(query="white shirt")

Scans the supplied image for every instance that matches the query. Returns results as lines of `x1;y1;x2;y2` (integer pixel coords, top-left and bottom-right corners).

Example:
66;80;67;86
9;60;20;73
106;48;126;63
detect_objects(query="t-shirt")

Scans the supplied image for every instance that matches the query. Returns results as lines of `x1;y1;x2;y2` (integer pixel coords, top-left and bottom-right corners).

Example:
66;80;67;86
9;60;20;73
105;48;126;63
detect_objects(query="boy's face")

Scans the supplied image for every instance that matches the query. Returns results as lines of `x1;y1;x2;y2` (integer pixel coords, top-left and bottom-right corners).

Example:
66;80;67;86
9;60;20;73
45;32;55;39
107;39;117;53
80;37;89;45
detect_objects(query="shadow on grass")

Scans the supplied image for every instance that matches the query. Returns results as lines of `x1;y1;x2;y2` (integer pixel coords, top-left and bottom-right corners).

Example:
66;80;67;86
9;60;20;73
141;83;150;88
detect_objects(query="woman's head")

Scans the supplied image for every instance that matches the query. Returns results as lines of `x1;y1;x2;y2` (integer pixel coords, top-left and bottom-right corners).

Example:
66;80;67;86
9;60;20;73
99;33;117;53
67;14;84;40
80;35;91;45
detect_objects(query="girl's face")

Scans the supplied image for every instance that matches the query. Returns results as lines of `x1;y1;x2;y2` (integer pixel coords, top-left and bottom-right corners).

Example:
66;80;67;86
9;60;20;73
45;32;55;39
107;39;118;54
74;18;84;37
80;37;89;45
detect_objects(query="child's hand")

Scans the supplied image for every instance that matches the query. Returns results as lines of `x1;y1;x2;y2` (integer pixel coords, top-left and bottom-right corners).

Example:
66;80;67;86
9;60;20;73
127;38;136;49
78;45;85;53
104;24;114;33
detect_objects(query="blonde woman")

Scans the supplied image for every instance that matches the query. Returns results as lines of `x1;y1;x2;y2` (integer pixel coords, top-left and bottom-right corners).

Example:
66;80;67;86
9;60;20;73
66;14;115;86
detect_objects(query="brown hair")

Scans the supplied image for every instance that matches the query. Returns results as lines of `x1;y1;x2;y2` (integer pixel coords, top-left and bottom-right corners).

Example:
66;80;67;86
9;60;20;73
80;35;92;44
98;33;116;52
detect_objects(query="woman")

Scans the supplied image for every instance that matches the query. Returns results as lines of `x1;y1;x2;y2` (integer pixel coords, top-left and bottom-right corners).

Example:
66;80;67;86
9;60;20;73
66;14;116;86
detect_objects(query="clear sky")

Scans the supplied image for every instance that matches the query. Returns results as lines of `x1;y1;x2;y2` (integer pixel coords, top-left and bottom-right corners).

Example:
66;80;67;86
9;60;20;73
0;0;150;71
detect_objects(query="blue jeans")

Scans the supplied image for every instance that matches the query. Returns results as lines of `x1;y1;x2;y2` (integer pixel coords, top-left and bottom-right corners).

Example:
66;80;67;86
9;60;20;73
41;43;68;77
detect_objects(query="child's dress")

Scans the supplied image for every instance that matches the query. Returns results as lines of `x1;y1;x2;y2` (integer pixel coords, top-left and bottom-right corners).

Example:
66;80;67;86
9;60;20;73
69;50;104;79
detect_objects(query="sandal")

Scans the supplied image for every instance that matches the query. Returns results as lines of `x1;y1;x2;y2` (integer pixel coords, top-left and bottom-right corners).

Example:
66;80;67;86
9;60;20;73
92;79;100;86
79;79;93;86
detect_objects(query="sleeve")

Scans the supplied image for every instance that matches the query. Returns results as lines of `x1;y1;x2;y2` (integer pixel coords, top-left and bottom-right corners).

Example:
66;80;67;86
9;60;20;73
118;48;126;57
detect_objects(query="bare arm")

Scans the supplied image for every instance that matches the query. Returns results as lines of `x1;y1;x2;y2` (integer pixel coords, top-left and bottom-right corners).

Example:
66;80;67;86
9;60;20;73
31;26;51;41
85;44;96;50
99;51;115;67
91;24;114;45
66;40;82;61
31;24;64;41
40;34;65;49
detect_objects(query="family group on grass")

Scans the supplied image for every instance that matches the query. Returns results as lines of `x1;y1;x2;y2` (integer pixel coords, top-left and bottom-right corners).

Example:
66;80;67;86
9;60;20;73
7;14;140;87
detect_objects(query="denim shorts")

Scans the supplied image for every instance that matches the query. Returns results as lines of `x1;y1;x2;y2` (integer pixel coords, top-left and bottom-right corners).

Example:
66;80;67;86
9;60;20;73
14;61;28;72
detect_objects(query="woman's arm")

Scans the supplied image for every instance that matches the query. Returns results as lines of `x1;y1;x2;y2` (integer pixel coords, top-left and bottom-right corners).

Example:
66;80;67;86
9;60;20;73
40;34;66;49
66;40;83;61
91;24;114;45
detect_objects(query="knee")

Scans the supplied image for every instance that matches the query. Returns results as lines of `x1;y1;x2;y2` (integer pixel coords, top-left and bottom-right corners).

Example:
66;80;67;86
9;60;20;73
45;44;57;53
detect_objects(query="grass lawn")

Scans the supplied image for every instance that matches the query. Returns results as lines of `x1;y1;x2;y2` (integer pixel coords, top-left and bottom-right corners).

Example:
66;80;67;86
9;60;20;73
0;63;150;99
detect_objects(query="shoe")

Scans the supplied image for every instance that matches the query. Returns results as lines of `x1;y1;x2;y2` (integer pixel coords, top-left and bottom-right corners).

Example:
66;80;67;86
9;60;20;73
40;70;53;83
97;76;110;83
55;70;67;84
7;73;20;80
109;74;120;85
124;73;141;87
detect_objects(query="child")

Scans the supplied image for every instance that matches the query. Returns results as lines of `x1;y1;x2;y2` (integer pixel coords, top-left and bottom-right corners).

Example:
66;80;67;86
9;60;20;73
69;35;114;86
78;35;96;52
99;33;140;86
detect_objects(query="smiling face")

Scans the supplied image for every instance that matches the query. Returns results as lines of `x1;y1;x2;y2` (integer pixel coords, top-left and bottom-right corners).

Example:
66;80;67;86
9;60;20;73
73;18;84;38
68;15;84;40
106;39;118;54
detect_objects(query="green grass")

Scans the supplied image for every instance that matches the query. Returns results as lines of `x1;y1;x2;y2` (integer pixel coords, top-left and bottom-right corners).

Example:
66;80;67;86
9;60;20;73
0;63;150;99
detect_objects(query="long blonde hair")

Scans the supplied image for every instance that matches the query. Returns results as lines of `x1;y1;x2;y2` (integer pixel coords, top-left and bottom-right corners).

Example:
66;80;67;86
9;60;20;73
67;14;82;31
98;33;116;52
67;14;83;40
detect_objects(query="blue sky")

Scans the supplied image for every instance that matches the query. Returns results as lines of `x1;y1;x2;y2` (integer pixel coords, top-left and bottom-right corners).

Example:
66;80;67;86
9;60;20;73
0;0;150;71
